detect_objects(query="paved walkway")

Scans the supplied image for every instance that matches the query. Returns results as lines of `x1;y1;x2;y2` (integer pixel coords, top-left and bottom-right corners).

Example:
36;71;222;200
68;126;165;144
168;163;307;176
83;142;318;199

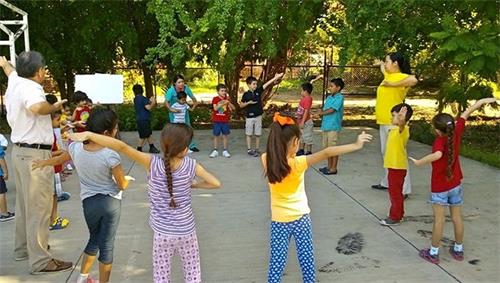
0;128;498;282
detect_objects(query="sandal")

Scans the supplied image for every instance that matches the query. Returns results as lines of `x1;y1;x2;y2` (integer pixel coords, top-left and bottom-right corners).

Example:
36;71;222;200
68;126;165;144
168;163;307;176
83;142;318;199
49;216;70;230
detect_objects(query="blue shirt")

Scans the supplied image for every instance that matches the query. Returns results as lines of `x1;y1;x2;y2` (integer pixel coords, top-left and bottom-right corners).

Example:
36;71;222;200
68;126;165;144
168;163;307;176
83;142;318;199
165;85;195;125
321;93;344;131
0;146;5;176
134;95;151;121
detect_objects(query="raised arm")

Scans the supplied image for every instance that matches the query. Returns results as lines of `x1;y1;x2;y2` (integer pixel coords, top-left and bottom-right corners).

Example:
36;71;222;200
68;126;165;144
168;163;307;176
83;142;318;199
191;163;221;189
69;132;152;169
263;72;285;90
374;59;385;75
306;131;372;166
309;74;324;84
30;99;67;116
381;75;418;87
397;106;408;133
460;97;497;120
409;151;443;167
0;56;15;77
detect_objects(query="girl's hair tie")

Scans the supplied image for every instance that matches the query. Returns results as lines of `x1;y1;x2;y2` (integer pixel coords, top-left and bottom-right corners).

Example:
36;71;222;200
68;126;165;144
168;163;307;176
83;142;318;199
273;112;295;126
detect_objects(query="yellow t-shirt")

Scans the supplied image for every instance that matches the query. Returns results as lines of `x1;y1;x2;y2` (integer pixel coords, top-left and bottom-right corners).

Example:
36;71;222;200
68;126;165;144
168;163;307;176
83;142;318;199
384;126;409;169
266;155;311;222
375;72;409;125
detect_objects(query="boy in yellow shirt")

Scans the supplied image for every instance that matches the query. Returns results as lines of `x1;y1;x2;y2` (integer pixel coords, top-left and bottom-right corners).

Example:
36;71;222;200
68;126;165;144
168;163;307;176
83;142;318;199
380;103;413;226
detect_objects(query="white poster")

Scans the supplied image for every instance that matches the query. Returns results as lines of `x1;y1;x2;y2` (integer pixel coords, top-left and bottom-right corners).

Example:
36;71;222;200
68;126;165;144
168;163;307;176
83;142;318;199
74;74;124;104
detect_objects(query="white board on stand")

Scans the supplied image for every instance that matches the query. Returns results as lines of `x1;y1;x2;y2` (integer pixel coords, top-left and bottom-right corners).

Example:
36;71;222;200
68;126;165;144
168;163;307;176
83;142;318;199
74;74;124;104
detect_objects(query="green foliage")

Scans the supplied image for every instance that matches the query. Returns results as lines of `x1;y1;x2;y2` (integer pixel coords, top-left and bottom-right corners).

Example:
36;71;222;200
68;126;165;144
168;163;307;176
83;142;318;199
329;0;499;111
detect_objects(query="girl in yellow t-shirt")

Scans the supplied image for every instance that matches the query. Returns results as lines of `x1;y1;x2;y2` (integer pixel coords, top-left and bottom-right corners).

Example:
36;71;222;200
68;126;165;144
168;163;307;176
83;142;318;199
261;112;372;282
372;52;418;195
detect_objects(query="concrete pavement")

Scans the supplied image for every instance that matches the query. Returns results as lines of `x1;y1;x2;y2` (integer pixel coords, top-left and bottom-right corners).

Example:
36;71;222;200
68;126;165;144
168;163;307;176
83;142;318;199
0;128;499;282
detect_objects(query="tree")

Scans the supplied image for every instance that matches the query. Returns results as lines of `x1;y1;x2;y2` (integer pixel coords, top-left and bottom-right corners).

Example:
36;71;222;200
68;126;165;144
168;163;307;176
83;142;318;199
329;0;499;111
150;0;324;109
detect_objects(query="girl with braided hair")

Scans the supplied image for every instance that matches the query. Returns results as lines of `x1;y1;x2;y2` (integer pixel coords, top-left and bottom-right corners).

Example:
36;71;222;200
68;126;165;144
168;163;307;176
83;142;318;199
262;112;372;282
410;97;496;264
70;123;220;283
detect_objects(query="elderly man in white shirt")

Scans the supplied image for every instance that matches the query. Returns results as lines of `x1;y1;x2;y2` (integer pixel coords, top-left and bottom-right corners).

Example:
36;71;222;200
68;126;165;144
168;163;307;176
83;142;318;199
0;52;73;274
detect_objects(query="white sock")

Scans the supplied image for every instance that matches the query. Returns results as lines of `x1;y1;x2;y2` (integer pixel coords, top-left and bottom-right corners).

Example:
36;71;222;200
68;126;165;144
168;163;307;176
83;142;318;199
77;273;89;283
430;246;439;256
454;243;463;252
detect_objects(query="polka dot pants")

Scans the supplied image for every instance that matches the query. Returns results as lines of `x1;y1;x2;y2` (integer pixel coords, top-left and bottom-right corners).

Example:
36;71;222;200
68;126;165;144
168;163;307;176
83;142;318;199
152;231;201;283
268;214;316;283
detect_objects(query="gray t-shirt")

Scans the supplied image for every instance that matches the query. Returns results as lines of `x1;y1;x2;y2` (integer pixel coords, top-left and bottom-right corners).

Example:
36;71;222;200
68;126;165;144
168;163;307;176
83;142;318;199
68;142;122;201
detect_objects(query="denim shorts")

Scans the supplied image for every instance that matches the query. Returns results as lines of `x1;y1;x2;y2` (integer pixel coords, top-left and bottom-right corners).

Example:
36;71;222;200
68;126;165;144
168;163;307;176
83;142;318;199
429;184;463;206
213;122;230;136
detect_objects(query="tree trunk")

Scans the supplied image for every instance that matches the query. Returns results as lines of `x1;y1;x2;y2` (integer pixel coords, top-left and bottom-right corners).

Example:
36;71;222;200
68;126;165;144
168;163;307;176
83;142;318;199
65;71;75;102
142;65;154;98
55;78;68;101
260;55;288;107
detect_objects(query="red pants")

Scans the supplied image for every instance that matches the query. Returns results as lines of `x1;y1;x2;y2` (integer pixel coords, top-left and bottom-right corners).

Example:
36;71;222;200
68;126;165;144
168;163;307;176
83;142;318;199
388;169;407;221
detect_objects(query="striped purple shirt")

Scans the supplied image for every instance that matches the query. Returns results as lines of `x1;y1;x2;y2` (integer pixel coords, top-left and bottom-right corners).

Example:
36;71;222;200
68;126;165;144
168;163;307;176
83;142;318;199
148;155;196;235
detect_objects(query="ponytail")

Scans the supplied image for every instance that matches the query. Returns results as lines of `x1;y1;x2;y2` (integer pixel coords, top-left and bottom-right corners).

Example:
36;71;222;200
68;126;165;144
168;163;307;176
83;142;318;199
389;52;412;75
445;122;455;180
265;113;301;184
164;153;177;208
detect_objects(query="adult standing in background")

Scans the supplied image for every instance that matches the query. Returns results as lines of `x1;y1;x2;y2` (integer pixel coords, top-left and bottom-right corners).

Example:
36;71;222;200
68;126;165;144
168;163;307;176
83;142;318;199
164;74;200;152
0;52;73;274
372;52;418;196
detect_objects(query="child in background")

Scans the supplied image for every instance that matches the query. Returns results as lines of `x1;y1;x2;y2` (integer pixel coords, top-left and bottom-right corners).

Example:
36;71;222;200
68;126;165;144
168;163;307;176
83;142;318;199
0;143;14;222
69;123;221;283
240;73;284;157
170;92;192;124
262;112;372;282
379;103;413;226
133;84;160;153
296;82;314;156
60;105;75;174
410;97;496;264
317;78;345;175
72;91;91;133
34;108;130;283
209;84;235;158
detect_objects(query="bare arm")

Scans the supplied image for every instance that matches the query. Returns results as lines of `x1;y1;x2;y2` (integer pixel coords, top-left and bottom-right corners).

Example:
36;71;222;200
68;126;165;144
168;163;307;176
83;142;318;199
306;132;373;166
397;106;408;133
409;151;443;167
69;132;152;169
374;59;385;74
460;97;497;120
381;75;418;87
319;108;335;116
32;151;72;170
299;109;310;126
112;164;129;190
191;163;221;189
0;56;15;77
239;100;256;108
263;73;285;90
309;74;324;84
0;158;8;180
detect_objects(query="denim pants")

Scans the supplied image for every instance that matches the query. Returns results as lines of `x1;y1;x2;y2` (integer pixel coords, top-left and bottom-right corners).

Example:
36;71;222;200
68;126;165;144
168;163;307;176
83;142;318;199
82;194;121;264
268;214;316;283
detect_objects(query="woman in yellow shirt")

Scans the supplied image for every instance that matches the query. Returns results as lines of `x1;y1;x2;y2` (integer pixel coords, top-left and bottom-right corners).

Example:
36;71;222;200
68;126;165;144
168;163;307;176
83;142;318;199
372;52;417;196
261;112;372;282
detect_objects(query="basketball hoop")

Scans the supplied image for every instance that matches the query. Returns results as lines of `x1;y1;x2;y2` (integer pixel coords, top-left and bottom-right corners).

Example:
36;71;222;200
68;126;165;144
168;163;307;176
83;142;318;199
0;0;30;66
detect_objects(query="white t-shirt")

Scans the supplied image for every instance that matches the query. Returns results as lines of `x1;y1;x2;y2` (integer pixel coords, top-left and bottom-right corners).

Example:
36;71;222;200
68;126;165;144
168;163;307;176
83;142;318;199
171;102;189;124
5;71;53;145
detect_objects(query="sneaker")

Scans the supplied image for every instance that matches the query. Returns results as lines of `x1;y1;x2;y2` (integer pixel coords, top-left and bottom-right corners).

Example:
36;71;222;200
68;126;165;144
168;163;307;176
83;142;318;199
296;149;305;156
57;191;71;202
247;149;255;156
449;244;464;261
319;167;328;173
136;146;142;152
379;218;401;226
86;277;100;283
49;216;69;230
419;248;440;264
404;194;409;200
31;258;73;274
149;145;160;154
222;150;231;158
15;254;28;261
0;211;15;222
371;184;388;190
252;149;261;157
190;147;200;152
188;149;194;154
305;151;312;155
209;149;219;158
